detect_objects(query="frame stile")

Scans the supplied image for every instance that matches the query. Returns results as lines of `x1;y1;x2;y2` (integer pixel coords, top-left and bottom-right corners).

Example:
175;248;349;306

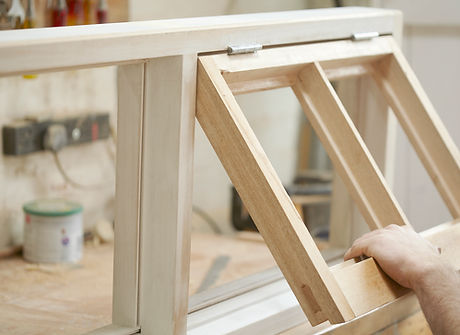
113;63;145;327
293;62;409;230
138;55;196;334
370;44;460;218
196;56;354;325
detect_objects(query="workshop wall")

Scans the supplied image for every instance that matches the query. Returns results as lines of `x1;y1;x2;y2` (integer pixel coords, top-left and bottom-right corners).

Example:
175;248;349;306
0;0;309;249
0;68;118;249
0;0;128;250
3;0;457;249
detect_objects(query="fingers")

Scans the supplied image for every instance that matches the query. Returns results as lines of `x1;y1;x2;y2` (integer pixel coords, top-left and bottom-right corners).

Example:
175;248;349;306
344;224;415;261
344;227;389;261
344;242;365;260
344;233;378;260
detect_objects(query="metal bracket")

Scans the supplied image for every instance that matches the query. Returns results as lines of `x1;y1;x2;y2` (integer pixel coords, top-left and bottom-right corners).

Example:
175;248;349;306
227;44;262;55
351;31;379;41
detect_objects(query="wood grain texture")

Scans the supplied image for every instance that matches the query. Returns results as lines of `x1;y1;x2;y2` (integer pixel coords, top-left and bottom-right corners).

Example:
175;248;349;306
281;295;421;335
112;63;144;327
0;7;402;76
332;258;409;316
395;310;432;335
86;324;139;335
370;42;460;219
196;56;354;325
293;62;408;230
138;56;196;335
283;221;460;335
0;244;115;335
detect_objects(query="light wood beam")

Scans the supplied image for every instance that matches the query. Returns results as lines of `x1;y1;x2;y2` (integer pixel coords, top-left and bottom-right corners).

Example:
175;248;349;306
113;63;144;327
293;62;409;230
138;56;196;335
0;8;402;76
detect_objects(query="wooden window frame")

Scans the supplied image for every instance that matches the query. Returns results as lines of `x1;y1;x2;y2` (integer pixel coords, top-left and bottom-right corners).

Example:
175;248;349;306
1;7;458;335
195;34;460;326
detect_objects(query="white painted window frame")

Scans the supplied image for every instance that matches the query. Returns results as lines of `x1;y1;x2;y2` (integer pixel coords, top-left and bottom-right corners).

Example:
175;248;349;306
0;7;404;335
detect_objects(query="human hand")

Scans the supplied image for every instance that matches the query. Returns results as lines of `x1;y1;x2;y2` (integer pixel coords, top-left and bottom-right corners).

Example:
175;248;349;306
344;224;442;290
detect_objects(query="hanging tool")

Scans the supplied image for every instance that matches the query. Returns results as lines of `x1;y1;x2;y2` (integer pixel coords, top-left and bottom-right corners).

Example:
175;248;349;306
22;0;38;79
0;0;9;30
67;0;83;25
52;0;67;26
96;0;107;24
7;0;24;29
83;0;91;24
23;0;35;28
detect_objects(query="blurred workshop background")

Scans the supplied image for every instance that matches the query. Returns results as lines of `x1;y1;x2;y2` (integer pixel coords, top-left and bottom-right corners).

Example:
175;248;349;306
0;0;458;249
0;1;458;333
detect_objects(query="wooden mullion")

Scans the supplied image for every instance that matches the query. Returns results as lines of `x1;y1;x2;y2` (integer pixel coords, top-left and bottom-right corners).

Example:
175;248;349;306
112;63;144;327
292;62;409;230
138;56;196;335
370;43;460;218
196;56;354;326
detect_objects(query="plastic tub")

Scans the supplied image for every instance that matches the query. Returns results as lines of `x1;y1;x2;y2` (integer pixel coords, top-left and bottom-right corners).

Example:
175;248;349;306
23;199;83;263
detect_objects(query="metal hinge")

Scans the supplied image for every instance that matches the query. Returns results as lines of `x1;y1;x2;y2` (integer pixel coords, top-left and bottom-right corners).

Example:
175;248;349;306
351;31;379;41
227;43;262;55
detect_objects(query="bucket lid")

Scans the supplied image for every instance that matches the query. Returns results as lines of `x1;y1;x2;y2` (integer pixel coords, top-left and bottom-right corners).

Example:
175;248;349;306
23;199;83;217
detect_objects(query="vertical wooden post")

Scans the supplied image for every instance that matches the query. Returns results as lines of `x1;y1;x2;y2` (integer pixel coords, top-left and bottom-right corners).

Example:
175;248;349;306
113;63;145;327
138;55;196;334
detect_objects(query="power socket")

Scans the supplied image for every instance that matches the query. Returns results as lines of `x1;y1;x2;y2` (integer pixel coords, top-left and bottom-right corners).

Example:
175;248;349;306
2;112;110;156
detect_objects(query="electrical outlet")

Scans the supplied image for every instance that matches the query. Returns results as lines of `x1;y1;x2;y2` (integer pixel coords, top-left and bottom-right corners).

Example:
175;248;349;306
2;112;110;156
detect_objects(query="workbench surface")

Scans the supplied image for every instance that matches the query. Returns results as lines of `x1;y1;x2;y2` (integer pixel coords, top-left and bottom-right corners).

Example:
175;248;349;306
0;231;431;335
0;232;276;334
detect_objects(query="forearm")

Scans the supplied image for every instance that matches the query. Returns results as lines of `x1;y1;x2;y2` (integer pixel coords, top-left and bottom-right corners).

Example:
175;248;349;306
413;263;460;335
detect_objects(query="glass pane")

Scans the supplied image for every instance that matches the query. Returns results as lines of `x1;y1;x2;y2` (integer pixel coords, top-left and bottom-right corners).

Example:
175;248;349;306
189;86;335;297
0;67;116;334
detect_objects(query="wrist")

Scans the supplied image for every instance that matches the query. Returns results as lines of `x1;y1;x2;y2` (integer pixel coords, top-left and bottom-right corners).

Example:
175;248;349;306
411;261;456;295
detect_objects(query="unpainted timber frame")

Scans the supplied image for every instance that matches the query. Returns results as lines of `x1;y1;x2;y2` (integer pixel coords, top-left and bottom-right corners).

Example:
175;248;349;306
196;35;460;326
0;6;459;335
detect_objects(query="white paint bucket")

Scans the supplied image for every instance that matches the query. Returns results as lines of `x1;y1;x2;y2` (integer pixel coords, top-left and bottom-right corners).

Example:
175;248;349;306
23;199;83;263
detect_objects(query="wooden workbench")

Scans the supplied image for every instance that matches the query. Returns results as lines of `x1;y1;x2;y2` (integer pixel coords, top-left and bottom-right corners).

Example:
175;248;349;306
0;232;431;335
0;232;276;334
